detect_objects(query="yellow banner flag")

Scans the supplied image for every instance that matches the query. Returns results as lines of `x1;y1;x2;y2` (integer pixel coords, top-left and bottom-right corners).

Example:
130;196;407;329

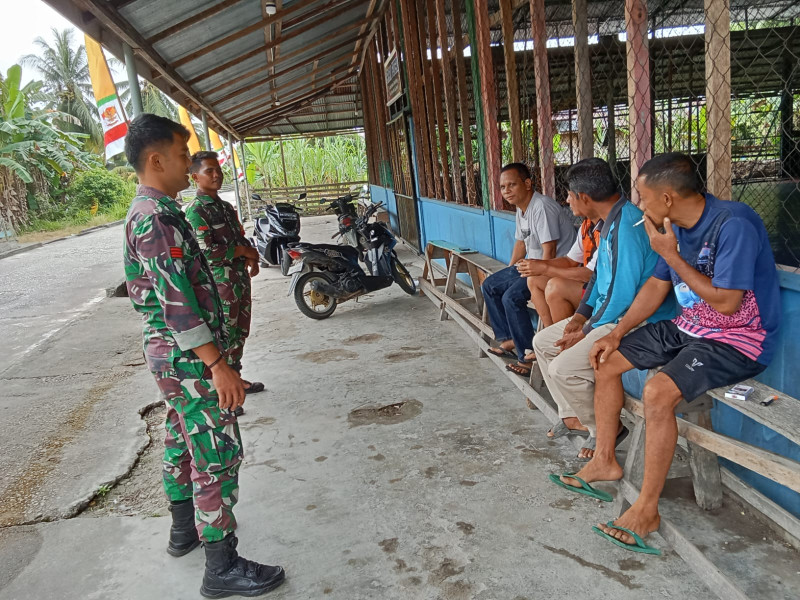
209;129;229;166
178;106;202;155
84;35;127;158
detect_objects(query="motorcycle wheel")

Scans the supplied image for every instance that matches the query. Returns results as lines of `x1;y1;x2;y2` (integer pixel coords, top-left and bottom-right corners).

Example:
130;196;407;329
391;254;417;295
280;247;292;276
294;272;338;319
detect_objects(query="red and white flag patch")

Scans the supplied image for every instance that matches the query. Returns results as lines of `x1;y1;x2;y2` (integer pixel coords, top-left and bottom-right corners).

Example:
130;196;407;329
169;247;183;259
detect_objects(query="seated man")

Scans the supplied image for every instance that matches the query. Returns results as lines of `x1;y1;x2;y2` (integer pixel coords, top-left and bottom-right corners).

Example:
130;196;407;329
483;162;576;377
533;158;675;456
518;216;600;329
563;152;780;554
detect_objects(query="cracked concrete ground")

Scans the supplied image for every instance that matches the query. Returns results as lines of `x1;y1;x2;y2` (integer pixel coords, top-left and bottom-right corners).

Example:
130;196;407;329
1;216;798;600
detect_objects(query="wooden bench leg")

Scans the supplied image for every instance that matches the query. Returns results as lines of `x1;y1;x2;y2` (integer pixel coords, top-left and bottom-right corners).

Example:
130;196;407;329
615;420;646;517
439;255;460;321
477;303;490;357
529;360;544;390
686;410;723;510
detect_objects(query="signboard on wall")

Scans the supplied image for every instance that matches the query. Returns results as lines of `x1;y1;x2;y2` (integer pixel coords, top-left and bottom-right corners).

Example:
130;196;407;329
384;48;403;106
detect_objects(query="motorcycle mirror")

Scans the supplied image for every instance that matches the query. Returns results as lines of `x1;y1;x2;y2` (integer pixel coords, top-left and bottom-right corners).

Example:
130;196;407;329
251;194;262;201
298;193;307;200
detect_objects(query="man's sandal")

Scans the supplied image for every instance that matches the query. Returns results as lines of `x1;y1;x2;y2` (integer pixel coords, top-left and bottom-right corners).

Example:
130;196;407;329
506;361;533;377
548;420;590;439
547;473;614;502
591;521;662;555
578;426;630;460
487;346;516;359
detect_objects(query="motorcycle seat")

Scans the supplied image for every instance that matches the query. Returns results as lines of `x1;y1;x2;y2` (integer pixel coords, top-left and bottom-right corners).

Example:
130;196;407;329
304;243;360;261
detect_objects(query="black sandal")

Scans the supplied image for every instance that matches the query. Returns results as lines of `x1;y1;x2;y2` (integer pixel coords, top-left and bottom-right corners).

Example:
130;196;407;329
487;346;516;359
506;361;533;377
243;380;265;394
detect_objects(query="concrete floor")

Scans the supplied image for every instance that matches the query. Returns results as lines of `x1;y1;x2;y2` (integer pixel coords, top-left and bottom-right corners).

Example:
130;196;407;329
0;216;797;600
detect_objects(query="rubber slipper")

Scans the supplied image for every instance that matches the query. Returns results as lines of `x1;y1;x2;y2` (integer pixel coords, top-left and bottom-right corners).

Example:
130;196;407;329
548;420;590;439
548;473;614;502
487;346;516;359
244;381;265;394
506;362;532;377
591;520;661;555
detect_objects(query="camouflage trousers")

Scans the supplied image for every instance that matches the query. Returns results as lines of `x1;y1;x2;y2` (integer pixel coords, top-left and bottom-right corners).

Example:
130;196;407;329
219;274;252;372
154;358;243;543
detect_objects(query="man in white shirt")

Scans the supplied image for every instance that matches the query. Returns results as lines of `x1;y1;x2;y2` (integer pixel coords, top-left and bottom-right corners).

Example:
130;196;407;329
483;163;576;377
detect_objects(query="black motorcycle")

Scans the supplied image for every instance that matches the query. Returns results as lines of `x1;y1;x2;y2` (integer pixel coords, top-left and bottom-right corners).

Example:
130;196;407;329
326;194;359;248
285;202;416;319
251;192;304;275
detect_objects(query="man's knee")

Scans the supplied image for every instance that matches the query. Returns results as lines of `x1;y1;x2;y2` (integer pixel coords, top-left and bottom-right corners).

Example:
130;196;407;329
642;374;682;419
544;277;566;301
549;349;587;383
595;350;634;380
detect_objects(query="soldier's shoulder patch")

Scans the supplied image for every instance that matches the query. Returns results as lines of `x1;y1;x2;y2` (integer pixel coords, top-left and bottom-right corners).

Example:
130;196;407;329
198;225;210;231
169;247;183;259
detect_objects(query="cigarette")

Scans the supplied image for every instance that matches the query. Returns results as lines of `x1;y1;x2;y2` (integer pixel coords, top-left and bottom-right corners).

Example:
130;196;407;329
633;217;645;227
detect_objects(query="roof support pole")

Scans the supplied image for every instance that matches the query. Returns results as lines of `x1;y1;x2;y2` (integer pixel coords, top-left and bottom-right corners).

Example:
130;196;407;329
201;111;212;151
607;84;617;171
468;0;502;210
499;0;523;162
435;0;463;203
530;0;555;198
239;140;252;221
426;0;452;202
572;0;593;159
227;132;243;220
451;0;477;206
625;0;652;205
279;140;289;187
705;0;731;198
123;43;143;118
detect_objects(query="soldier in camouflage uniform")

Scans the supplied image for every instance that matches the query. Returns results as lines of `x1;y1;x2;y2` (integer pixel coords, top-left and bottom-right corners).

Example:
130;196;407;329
185;151;265;413
123;114;284;598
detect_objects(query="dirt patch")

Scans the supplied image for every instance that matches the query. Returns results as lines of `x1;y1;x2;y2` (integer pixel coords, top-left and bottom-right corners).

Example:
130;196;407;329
549;497;576;511
424;467;438;478
379;538;398;553
618;558;645;571
295;349;358;363
239;416;276;428
368;453;385;461
456;521;475;535
343;333;384;345
385;350;426;362
315;456;328;462
459;480;478;487
81;402;167;519
541;544;641;589
1;370;134;525
347;399;423;427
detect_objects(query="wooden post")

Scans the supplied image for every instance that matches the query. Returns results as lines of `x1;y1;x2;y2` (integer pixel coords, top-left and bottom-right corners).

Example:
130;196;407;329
201;111;212;151
472;0;503;210
123;43;143;118
704;0;731;199
451;0;478;206
426;0;452;202
500;0;523;162
572;0;593;160
625;0;652;204
416;0;444;200
279;139;289;187
227;133;243;220
239;140;252;221
435;0;464;204
530;0;555;198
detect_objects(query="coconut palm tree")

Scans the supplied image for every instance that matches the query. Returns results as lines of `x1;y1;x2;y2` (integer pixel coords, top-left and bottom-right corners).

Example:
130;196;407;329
21;28;102;152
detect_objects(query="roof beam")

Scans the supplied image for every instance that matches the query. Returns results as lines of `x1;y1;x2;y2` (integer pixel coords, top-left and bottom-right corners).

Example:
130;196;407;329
71;0;238;135
210;33;364;106
225;59;356;118
146;0;245;45
196;18;368;89
172;0;359;69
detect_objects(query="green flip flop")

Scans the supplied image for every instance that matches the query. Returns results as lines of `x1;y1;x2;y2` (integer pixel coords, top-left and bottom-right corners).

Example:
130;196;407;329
548;473;614;502
591;520;662;555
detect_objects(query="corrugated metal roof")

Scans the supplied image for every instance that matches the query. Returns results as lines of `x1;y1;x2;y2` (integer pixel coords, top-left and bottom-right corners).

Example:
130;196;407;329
42;0;381;139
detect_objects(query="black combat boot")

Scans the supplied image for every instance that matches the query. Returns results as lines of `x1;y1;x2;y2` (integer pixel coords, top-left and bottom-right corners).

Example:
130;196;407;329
166;499;201;557
200;534;285;598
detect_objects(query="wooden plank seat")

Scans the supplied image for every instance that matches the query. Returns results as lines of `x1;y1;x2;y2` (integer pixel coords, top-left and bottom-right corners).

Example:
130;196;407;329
419;240;800;600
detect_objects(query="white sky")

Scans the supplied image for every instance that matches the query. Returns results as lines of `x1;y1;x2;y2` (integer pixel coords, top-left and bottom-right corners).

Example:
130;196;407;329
0;0;79;83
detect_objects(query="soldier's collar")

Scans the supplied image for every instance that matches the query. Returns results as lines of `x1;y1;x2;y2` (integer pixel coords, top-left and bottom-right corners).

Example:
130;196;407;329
195;194;222;204
135;185;183;214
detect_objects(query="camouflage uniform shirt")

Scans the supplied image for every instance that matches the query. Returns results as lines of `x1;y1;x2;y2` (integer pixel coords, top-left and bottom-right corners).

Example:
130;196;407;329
124;185;227;372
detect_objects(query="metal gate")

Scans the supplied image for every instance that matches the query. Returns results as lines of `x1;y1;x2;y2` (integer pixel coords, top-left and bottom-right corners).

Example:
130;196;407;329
386;114;420;250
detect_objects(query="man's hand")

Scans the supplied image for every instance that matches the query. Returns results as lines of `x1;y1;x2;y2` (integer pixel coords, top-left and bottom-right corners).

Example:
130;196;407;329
516;259;547;278
562;315;586;336
234;246;259;261
644;217;680;262
555;330;585;352
211;361;246;411
589;331;622;370
245;257;260;277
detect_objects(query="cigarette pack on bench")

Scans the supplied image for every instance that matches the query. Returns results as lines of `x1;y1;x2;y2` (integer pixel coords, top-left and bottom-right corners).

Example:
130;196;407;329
724;384;754;401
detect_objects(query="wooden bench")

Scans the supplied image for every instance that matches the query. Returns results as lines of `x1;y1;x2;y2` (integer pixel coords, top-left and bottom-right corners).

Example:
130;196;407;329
420;240;800;600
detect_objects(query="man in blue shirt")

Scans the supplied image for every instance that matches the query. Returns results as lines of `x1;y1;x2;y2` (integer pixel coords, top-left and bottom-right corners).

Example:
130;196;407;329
560;153;780;555
533;158;675;458
483;163;576;376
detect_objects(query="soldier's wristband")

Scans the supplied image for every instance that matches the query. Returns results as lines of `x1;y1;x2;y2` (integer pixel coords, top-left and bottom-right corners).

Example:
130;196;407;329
208;353;225;371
